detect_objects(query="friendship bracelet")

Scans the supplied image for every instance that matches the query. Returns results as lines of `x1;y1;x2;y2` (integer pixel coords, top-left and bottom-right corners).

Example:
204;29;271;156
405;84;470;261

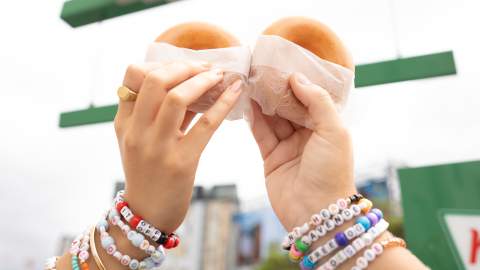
44;257;59;270
282;194;365;250
299;209;383;268
316;219;390;270
69;229;91;270
114;191;179;248
89;226;106;270
108;207;166;263
97;214;163;270
350;237;406;270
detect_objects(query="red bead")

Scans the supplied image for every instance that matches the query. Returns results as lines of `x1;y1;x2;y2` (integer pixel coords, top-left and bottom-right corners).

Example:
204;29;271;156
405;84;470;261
129;216;142;228
164;237;175;249
173;237;180;248
116;201;128;212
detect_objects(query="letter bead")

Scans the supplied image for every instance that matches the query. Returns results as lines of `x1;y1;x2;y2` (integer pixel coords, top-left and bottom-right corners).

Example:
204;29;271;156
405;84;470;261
320;209;331;220
316;224;327;236
333;214;344;226
344;245;356;258
341;208;353;221
345;227;357;240
328;204;340;216
311;214;322;225
364;249;376;261
351;204;362;216
356;257;368;268
324;220;335;231
337;198;348;210
371;243;384;255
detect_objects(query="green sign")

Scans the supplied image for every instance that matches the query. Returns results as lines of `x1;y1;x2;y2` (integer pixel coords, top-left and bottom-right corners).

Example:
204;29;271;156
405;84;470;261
61;0;181;27
399;160;480;270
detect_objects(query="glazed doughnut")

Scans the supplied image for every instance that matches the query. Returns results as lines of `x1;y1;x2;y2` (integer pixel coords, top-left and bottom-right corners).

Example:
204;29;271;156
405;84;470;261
262;17;354;71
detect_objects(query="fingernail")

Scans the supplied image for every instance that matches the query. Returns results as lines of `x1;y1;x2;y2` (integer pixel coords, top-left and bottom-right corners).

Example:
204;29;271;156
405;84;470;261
295;73;312;85
194;61;211;69
227;79;242;93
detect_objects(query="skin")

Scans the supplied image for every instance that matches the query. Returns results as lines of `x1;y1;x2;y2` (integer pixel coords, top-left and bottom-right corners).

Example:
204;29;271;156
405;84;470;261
56;62;428;270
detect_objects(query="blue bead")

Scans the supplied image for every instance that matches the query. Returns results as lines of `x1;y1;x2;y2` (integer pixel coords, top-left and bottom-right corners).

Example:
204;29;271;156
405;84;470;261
356;216;372;231
371;208;383;220
334;232;349;246
96;219;109;230
101;236;114;249
302;256;315;268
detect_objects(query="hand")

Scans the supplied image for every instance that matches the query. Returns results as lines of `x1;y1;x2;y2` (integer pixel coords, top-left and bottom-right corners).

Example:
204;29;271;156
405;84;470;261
248;72;356;231
114;61;243;233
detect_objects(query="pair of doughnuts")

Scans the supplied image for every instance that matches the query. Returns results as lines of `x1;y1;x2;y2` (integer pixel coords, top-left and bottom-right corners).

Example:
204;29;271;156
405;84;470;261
154;17;353;124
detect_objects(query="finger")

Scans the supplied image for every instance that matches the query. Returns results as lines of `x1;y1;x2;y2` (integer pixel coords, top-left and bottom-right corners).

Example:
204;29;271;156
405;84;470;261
183;80;243;154
248;100;279;160
116;63;168;122
155;68;224;136
267;114;295;140
180;111;197;133
289;73;343;133
132;61;211;127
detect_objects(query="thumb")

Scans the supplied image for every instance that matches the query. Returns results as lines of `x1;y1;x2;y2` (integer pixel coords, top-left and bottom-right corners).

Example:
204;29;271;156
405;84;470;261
289;72;343;132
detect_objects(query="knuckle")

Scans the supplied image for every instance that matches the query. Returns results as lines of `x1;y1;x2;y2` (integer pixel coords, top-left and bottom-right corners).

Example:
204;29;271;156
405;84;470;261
198;115;218;130
124;64;145;83
123;133;140;152
144;71;167;89
165;91;186;108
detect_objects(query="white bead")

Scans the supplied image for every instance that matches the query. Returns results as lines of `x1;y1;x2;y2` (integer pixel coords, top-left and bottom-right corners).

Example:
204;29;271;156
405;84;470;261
120;255;131;266
333;214;344;226
334;250;347;263
372;243;384;255
293;227;302;238
309;230;320;242
152;230;162;241
336;198;348;210
120;207;134;222
341;208;353;220
311;214;322;225
344;245;356;257
309;249;323;263
361;233;374;245
345;227;357;240
327;256;339;268
327;239;338;251
137;220;148;233
106;244;116;255
354;224;366;235
320;209;331;220
364;249;376;261
352;238;366;251
147;245;156;255
129;259;140;270
356;257;368;268
316;224;327;236
113;251;122;260
140;240;149;250
300;223;310;234
78;250;89;261
351;204;362;216
301;235;312;245
324;220;335;231
352;267;362;270
328;204;340;215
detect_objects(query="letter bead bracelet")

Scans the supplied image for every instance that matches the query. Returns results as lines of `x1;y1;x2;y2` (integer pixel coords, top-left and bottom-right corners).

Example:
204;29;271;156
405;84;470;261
350;237;407;270
282;194;366;250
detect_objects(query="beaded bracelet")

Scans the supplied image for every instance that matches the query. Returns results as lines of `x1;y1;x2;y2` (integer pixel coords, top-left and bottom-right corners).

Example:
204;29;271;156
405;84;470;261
350;237;406;270
316;219;390;270
298;209;383;268
97;213;164;270
69;229;91;270
282;194;365;250
114;191;179;248
289;201;375;263
108;207;166;263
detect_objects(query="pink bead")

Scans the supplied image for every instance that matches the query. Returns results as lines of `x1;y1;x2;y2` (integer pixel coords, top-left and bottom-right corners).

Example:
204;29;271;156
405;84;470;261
78;250;89;261
290;244;303;257
69;246;79;255
106;244;116;255
120;255;131;266
113;251;122;260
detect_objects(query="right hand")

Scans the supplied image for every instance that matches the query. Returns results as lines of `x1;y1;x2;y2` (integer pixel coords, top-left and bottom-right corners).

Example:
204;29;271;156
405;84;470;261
114;61;243;233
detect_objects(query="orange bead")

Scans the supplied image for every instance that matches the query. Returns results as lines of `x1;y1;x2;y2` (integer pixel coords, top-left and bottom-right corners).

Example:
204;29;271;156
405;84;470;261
359;198;373;214
80;262;89;270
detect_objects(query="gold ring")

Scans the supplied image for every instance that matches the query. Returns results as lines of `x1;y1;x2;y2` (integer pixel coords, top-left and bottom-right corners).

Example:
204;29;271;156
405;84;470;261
117;86;137;101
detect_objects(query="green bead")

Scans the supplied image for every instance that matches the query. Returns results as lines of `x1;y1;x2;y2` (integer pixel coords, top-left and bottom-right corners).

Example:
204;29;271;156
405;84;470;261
295;239;309;253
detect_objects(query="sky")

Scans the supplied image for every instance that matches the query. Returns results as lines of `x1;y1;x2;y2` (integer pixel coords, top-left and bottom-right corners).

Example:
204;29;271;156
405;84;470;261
1;0;480;269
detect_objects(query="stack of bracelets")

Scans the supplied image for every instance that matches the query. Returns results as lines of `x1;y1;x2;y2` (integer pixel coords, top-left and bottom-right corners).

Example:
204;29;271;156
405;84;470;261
44;190;180;270
282;193;407;270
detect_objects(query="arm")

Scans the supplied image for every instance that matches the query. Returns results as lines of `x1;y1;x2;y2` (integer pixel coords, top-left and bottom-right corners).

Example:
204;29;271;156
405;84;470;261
248;72;428;270
54;60;243;270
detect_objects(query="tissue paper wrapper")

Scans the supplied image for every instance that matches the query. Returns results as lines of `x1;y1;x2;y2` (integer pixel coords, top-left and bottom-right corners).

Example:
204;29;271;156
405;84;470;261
145;43;251;120
248;35;354;129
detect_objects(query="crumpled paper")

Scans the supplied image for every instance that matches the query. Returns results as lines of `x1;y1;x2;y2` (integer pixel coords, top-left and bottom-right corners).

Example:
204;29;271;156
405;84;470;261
145;43;251;120
248;35;354;128
145;35;354;128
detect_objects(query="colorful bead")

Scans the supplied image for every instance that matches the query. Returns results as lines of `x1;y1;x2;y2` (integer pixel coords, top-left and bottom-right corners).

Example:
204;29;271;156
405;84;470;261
370;208;383;220
334;232;348;247
295;238;309;253
356;216;371;231
366;212;379;226
358;199;373;214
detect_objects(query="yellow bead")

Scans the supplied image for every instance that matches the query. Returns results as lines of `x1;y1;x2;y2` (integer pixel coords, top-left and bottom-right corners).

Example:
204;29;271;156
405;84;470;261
359;199;373;214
